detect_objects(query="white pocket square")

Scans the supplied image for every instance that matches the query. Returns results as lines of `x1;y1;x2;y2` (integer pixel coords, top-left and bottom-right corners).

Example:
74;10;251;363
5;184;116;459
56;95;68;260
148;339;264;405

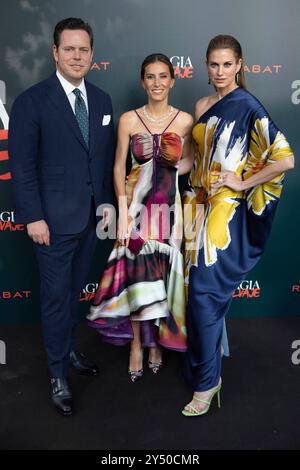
102;114;111;126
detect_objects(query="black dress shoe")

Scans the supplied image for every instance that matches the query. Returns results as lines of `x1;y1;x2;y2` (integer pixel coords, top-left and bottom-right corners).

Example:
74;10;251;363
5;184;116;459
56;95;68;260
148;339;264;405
70;350;99;376
50;377;73;416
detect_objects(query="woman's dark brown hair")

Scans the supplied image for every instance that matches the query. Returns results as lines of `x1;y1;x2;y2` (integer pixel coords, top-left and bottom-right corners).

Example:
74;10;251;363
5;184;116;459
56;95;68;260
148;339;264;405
206;35;246;89
141;53;174;80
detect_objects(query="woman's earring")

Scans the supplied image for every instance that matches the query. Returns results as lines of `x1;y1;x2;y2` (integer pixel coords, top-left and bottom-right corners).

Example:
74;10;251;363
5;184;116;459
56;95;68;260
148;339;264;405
208;76;211;85
235;72;240;85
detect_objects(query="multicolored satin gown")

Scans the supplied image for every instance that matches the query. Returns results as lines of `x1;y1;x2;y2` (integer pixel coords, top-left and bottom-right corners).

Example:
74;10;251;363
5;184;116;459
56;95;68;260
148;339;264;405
87;110;187;352
183;87;293;391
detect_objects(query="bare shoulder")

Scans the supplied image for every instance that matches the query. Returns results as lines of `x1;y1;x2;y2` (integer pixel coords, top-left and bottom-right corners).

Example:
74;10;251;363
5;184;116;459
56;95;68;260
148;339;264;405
177;110;194;136
195;96;216;121
119;110;137;125
178;110;194;126
118;110;139;134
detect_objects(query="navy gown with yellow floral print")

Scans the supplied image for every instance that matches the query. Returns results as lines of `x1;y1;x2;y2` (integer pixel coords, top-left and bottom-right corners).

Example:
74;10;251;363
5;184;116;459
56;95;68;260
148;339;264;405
183;87;293;391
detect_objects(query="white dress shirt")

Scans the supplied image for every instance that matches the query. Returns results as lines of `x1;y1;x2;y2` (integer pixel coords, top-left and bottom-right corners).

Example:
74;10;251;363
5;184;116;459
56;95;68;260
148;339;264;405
56;70;89;114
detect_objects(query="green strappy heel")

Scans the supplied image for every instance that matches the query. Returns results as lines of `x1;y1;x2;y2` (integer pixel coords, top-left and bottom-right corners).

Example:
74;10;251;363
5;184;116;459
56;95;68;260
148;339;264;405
182;383;221;417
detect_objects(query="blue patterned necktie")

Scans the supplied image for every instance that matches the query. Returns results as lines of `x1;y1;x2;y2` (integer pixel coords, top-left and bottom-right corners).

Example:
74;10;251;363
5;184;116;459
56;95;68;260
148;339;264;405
73;88;89;148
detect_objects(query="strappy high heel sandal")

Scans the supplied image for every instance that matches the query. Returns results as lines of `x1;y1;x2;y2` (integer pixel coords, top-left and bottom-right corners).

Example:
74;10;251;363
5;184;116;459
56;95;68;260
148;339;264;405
128;368;143;382
128;348;144;383
148;360;163;375
182;382;222;417
148;346;162;375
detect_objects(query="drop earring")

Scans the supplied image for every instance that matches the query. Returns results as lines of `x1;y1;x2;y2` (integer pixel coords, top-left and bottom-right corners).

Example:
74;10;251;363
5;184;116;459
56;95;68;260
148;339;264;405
208;76;211;85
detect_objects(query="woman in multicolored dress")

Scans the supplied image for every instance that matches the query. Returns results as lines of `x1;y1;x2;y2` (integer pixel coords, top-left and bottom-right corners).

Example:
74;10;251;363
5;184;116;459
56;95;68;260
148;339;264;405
87;54;193;381
182;35;295;416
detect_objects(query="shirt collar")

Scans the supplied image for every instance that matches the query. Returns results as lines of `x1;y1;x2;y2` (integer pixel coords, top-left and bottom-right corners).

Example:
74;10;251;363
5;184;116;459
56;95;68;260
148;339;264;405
56;70;87;99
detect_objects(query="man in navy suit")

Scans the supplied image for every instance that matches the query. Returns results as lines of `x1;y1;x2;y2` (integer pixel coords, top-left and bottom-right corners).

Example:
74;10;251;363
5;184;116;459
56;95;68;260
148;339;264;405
9;18;115;416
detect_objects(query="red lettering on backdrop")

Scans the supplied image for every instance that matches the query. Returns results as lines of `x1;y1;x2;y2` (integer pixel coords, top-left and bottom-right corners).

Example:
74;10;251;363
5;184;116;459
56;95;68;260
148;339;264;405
0;129;10;180
79;292;95;302
0;221;25;231
263;65;272;74
252;65;261;73
90;62;111;71
1;291;32;299
232;287;261;298
243;65;282;74
173;67;193;79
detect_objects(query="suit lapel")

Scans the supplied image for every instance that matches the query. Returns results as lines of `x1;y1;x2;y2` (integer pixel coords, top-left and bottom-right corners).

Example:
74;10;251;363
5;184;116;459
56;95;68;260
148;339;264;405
46;74;88;152
86;81;101;157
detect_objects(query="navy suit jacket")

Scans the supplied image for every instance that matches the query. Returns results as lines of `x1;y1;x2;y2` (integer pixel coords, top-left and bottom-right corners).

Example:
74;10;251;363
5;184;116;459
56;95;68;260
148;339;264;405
9;73;115;234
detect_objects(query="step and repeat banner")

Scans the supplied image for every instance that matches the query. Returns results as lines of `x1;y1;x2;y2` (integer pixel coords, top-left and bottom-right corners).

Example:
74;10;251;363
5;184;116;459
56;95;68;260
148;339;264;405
0;0;299;323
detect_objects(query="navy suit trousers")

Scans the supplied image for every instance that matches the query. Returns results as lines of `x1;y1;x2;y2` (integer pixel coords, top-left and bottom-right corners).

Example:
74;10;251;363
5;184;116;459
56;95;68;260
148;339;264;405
34;199;97;378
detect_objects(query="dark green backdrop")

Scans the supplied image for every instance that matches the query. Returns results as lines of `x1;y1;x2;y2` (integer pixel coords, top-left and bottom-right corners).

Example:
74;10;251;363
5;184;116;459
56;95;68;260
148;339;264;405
0;0;299;324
